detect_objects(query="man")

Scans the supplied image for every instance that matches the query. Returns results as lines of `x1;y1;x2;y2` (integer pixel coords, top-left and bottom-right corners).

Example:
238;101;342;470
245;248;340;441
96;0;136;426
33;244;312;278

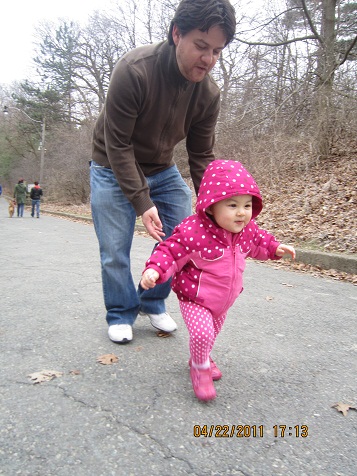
30;182;43;218
90;0;236;343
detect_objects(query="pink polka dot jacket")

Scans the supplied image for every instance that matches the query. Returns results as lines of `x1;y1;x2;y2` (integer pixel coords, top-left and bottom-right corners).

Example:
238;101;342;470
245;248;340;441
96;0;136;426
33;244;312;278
144;160;281;317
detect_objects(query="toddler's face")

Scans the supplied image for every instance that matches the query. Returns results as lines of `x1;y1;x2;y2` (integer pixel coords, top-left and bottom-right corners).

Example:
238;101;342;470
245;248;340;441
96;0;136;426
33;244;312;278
207;195;253;233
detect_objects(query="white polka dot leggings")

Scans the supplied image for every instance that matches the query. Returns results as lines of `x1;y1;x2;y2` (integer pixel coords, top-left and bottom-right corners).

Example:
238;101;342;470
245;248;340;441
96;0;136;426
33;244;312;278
179;300;227;366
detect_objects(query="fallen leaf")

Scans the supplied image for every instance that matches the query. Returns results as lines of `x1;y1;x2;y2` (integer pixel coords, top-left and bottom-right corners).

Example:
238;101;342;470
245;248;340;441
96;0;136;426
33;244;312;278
157;331;171;338
331;402;357;416
97;353;118;365
69;369;81;375
266;296;274;301
281;283;294;287
28;370;63;384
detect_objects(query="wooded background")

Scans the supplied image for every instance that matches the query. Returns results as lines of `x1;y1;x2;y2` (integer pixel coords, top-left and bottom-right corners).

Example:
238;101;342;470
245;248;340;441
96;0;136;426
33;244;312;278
0;0;356;203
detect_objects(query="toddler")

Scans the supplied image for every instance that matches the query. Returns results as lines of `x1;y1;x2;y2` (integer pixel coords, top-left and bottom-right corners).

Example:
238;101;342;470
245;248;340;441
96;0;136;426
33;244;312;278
140;160;295;401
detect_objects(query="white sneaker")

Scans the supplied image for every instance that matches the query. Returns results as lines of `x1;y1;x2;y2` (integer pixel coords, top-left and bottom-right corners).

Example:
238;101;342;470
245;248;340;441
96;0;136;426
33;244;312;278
140;312;177;333
108;324;133;343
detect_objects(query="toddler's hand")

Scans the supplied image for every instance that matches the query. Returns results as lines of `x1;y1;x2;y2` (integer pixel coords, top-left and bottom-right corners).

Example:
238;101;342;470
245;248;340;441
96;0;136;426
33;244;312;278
275;244;296;260
140;269;160;290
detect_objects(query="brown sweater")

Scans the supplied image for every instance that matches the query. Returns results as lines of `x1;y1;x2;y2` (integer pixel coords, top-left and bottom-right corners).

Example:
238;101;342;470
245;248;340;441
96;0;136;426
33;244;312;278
92;40;220;216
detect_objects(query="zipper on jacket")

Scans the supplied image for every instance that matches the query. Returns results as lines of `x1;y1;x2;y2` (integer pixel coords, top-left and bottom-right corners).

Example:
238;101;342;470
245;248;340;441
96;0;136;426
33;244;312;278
157;84;188;159
221;236;238;316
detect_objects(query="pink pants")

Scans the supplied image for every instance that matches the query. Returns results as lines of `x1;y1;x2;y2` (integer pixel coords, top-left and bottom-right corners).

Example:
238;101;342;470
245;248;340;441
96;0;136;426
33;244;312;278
179;300;227;365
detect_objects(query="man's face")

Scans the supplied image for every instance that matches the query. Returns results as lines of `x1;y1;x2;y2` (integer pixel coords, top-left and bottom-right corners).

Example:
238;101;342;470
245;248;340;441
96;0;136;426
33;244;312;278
172;24;226;82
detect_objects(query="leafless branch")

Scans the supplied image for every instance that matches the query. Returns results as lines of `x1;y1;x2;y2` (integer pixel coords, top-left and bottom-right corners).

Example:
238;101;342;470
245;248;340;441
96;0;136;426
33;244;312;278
301;0;322;44
235;35;317;47
339;35;357;66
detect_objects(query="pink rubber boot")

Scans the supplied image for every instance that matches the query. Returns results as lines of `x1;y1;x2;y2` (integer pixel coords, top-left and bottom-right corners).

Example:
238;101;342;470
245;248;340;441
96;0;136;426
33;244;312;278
189;357;222;381
190;366;216;401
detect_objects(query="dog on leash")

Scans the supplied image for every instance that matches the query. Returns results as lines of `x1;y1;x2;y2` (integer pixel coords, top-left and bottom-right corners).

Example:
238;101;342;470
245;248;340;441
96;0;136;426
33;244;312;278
8;200;16;218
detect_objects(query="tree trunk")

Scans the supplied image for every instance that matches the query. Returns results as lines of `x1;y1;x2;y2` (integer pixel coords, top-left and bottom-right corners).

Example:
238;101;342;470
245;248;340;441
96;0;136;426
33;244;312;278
314;0;337;159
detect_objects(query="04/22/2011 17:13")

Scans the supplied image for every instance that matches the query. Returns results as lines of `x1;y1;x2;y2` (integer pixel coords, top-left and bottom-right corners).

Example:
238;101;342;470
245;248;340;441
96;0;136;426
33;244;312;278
193;424;309;438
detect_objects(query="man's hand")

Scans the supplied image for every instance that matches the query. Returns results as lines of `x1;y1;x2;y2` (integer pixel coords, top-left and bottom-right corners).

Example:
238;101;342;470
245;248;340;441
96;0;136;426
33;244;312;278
275;244;296;260
142;206;165;242
140;269;160;290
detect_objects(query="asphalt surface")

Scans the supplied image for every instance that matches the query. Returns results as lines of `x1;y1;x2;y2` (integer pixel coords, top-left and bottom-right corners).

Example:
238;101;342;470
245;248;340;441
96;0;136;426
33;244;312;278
0;197;356;476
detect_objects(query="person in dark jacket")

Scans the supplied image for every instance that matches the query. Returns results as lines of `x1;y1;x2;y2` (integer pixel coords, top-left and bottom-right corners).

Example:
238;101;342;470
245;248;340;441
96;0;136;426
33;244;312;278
30;182;43;218
90;0;236;344
13;179;27;217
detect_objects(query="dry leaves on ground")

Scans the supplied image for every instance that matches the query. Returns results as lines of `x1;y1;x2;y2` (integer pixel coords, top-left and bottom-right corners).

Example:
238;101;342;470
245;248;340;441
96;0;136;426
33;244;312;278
28;370;63;384
97;353;119;365
157;331;172;338
331;402;357;416
266;259;357;285
257;155;357;255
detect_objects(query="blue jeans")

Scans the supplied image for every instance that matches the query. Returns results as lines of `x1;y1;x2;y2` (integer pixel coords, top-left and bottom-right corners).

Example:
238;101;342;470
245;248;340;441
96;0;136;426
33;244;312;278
17;203;25;217
90;162;192;326
31;200;41;217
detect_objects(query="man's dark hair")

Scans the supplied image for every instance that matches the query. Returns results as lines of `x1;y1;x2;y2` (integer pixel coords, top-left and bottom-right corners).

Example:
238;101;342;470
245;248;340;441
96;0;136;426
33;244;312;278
168;0;236;46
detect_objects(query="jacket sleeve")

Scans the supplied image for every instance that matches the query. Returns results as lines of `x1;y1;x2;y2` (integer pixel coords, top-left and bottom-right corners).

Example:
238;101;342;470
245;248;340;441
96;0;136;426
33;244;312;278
143;227;192;284
246;221;281;261
103;59;153;216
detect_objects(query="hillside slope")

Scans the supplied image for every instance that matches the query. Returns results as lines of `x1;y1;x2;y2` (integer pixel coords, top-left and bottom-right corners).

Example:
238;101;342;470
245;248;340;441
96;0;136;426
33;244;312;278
257;155;356;255
42;153;357;284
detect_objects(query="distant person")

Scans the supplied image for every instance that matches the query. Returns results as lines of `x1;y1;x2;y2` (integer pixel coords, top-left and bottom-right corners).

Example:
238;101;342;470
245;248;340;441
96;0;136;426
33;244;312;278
140;160;296;401
13;179;27;217
30;182;43;218
90;0;236;344
0;183;2;196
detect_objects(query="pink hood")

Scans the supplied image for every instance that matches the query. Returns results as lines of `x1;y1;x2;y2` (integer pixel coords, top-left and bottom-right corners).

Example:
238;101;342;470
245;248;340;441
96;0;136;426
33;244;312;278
143;159;280;316
196;159;263;219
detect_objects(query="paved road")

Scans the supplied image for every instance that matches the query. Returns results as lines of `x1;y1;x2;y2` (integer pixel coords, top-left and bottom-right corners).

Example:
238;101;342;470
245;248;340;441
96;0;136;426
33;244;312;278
1;197;356;476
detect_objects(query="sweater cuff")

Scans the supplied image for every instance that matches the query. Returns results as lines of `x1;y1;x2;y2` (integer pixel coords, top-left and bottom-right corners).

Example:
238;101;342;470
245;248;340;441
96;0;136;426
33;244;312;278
133;195;155;217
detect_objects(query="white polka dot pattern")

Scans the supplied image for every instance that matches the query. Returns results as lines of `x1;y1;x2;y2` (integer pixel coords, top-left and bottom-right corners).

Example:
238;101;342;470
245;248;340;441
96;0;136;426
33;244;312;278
180;300;226;366
196;159;263;219
143;159;281;317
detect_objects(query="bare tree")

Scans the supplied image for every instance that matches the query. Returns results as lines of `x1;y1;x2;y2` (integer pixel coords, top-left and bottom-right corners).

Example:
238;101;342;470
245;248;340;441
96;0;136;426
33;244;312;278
76;12;128;114
3;0;357;202
235;0;357;159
